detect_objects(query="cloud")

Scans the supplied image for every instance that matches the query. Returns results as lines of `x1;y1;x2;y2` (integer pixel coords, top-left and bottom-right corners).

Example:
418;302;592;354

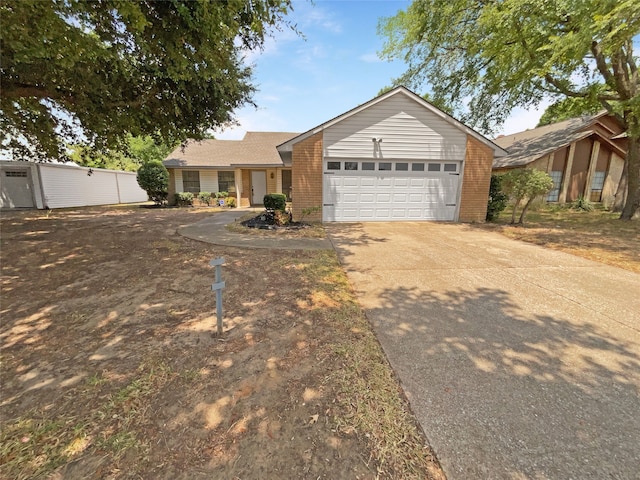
496;100;553;136
359;52;382;63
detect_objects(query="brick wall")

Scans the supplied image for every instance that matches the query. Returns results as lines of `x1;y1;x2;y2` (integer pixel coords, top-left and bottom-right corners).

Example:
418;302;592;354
459;135;494;222
291;132;323;222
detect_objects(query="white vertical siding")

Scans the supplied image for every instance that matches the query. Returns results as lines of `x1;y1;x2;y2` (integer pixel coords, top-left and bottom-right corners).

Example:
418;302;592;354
175;170;183;192
116;172;149;203
38;164;146;209
324;94;467;160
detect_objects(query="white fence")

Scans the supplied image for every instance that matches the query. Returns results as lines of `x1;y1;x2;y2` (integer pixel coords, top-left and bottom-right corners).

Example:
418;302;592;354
0;161;148;209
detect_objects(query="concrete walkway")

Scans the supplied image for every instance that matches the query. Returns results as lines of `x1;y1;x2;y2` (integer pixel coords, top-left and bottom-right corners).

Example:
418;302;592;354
177;209;332;250
327;222;640;480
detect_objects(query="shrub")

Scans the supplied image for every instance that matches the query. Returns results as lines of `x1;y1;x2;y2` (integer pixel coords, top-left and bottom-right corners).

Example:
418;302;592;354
300;205;321;222
572;195;595;212
175;192;194;206
225;197;236;208
215;191;228;206
264;193;286;212
486;174;508;221
136;160;169;205
198;191;212;206
274;209;291;226
501;169;554;225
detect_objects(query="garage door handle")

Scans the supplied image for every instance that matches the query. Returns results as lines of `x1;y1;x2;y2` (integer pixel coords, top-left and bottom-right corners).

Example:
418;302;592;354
449;173;460;175
324;172;335;175
446;204;456;206
323;204;334;207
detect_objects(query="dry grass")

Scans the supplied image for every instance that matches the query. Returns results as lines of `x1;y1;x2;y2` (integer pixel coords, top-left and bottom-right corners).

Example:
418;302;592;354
307;252;445;479
481;204;640;273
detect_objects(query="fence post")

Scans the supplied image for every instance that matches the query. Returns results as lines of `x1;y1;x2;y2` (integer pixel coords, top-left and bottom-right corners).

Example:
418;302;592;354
210;257;226;337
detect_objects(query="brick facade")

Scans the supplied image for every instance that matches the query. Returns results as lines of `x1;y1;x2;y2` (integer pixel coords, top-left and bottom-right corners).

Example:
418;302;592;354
291;132;323;222
459;135;494;222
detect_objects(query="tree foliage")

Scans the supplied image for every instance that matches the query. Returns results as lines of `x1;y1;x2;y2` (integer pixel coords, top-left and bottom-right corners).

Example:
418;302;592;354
501;169;554;225
537;97;604;127
379;0;640;219
1;0;293;162
70;136;176;172
136;160;169;205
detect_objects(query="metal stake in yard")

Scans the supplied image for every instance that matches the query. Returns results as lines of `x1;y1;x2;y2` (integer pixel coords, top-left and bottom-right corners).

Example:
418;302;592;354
210;257;225;337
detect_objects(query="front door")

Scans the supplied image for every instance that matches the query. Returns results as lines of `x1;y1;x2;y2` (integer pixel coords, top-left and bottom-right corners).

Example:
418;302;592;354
251;171;267;205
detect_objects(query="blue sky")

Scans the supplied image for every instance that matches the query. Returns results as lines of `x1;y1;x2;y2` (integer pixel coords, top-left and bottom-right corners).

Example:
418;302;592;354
216;0;550;140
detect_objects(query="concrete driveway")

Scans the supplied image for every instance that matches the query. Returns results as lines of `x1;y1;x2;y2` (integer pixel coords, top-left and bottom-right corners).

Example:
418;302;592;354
328;222;640;480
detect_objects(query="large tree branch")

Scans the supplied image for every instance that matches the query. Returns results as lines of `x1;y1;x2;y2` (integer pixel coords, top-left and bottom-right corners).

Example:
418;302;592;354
591;40;617;89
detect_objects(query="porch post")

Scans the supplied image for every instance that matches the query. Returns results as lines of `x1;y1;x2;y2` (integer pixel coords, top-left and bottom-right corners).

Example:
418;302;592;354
559;142;576;204
583;140;601;200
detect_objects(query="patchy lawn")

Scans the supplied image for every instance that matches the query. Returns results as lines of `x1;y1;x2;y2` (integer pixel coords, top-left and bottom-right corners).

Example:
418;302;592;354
479;205;640;273
0;207;443;480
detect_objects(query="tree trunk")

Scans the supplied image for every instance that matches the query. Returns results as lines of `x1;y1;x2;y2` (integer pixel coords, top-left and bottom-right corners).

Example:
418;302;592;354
612;160;628;212
620;134;639;220
510;198;521;224
518;197;535;225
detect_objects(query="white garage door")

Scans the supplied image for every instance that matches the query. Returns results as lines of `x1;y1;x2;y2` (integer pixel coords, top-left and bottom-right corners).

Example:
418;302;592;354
1;169;34;208
323;160;461;222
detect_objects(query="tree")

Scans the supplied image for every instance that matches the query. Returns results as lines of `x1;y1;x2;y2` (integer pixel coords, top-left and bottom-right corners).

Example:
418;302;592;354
537;97;604;127
1;0;293;162
137;161;169;205
501;169;554;225
379;0;640;220
486;174;508;221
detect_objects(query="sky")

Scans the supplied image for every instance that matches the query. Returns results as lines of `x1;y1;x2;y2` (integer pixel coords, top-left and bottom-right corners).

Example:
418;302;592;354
215;0;551;140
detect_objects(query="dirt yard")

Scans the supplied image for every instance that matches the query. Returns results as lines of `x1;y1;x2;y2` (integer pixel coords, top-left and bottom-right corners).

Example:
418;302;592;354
0;207;443;480
479;206;640;273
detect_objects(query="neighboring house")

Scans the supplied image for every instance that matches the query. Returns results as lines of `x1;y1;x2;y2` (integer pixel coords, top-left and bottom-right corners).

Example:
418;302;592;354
493;113;627;206
0;160;147;209
164;86;507;222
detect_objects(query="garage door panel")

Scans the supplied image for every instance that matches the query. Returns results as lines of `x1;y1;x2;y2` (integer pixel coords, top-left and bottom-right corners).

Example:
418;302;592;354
323;161;460;222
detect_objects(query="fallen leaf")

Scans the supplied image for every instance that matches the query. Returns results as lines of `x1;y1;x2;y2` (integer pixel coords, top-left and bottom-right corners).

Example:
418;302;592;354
309;414;319;425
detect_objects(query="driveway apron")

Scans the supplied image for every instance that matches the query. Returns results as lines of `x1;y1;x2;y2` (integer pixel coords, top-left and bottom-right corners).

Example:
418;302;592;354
328;222;640;480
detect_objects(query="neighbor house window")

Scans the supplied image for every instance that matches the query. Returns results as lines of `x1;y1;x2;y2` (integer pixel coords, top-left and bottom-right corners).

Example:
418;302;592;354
546;171;563;202
590;171;606;202
218;171;235;193
182;170;200;193
282;169;292;201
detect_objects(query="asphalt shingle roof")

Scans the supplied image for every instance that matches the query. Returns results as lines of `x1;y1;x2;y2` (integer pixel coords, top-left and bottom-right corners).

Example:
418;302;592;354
163;132;300;168
493;114;602;168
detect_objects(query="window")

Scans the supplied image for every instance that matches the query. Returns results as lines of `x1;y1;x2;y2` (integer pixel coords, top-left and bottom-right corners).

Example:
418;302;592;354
444;163;457;172
590;171;606;202
378;162;392;171
362;162;375;171
395;163;409;171
182;170;200;193
345;161;358;171
218;171;235;193
412;163;425;172
428;163;441;172
546;171;563;202
327;161;341;170
5;171;27;177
